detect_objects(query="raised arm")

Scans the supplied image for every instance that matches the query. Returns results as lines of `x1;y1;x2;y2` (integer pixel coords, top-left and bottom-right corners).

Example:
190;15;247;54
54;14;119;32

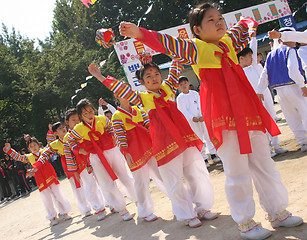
164;60;184;93
112;118;128;152
3;143;30;164
227;17;258;54
249;36;258;67
37;145;57;165
119;22;198;65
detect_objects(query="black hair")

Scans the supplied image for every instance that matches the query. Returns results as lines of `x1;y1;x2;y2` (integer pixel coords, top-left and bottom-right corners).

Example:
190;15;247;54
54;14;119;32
76;98;96;122
65;108;77;121
27;137;40;147
179;76;189;84
189;2;222;39
51;122;64;133
237;47;253;60
135;62;161;81
105;110;112;115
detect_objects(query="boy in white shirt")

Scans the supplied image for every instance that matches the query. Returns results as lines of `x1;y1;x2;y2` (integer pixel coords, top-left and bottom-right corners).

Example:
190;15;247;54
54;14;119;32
177;77;221;167
238;36;288;157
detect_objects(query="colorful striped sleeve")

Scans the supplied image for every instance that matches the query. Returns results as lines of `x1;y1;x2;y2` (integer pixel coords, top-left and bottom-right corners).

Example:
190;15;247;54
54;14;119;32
105;118;114;135
227;17;258;54
46;130;56;145
7;148;29;164
137;28;198;65
38;145;57;164
164;60;184;93
141;110;150;130
112;119;128;151
67;130;83;153
103;76;142;107
64;142;78;172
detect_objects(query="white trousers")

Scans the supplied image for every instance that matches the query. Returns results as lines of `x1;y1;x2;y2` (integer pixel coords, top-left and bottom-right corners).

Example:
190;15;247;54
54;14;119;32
263;88;280;149
89;147;137;212
39;183;72;220
189;121;217;156
277;85;307;145
217;130;288;224
68;170;105;215
132;157;167;218
158;147;214;221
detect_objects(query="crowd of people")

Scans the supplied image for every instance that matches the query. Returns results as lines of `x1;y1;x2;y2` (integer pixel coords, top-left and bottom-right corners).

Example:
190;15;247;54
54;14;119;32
2;2;307;240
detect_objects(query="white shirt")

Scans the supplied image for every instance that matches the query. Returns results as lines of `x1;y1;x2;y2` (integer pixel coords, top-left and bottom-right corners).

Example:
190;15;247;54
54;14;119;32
298;45;307;73
98;103;116;116
257;46;306;94
281;30;307;44
176;90;202;121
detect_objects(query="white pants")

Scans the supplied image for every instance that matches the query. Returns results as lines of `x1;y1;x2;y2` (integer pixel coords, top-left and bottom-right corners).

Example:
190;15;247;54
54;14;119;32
39;183;72;220
68;170;105;215
89;147;137;212
217;130;288;224
189;121;217;156
277;85;307;145
158;147;214;221
263;88;280;149
132;157;167;218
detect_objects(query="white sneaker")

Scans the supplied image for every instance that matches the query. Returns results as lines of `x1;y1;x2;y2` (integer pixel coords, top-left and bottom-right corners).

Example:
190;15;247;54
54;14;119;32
274;147;288;154
97;210;106;221
50;217;59;226
120;210;134;221
301;144;307;152
271;215;303;228
198;209;219;220
270;151;277;158
240;226;272;240
58;213;72;221
185;217;202;228
205;160;210;168
142;213;158;222
212;156;221;163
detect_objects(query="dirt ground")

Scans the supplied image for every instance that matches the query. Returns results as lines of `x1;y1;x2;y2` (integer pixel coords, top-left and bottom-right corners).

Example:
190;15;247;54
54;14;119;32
0;103;306;240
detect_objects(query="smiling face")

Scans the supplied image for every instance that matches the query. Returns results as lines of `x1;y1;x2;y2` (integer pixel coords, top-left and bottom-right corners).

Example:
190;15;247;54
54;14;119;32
179;80;190;94
28;142;40;154
140;67;162;92
81;105;95;125
193;8;226;44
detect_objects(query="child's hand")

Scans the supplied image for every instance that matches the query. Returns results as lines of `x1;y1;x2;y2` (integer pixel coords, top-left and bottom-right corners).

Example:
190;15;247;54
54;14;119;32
257;94;264;101
268;30;281;39
79;148;88;155
74;172;81;183
124;152;134;167
88;63;102;78
3;143;11;153
301;86;307;97
119;22;144;39
48;124;53;131
192;117;199;123
99;98;107;106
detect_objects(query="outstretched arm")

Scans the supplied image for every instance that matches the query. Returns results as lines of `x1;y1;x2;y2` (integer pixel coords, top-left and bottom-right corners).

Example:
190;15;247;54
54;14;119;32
164;60;184;93
3;143;30;164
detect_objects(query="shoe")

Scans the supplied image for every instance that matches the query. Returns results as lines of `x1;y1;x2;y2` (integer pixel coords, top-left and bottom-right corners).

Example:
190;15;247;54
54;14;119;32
274;147;288;154
271;215;303;228
50;217;59;226
120;209;134;221
185;217;202;228
301;144;307;152
205;160;210;168
59;213;72;221
212;156;221;163
142;213;158;222
240;226;272;240
198;210;220;220
82;211;92;218
275;117;282;122
270;151;277;158
97;210;106;221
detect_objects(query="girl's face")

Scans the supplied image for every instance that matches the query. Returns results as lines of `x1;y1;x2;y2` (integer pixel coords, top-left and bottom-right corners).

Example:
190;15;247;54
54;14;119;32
140;67;162;92
28;142;40;153
193;8;226;44
81;106;95;125
66;113;80;129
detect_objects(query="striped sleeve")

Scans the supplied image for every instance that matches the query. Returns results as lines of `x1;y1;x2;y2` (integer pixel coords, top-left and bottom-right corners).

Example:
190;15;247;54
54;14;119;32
137;28;198;65
141;110;150;130
38;145;57;164
112;119;128;151
227;17;258;54
105;118;114;135
46;130;56;145
64;142;78;172
164;60;184;93
7;148;29;164
103;76;142;107
67;130;83;153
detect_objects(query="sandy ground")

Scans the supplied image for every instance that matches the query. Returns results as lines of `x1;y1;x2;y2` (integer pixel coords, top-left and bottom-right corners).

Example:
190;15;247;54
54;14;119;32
0;103;306;240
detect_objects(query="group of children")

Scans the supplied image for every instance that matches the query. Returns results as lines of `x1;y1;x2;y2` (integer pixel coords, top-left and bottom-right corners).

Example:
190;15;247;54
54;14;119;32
2;2;306;240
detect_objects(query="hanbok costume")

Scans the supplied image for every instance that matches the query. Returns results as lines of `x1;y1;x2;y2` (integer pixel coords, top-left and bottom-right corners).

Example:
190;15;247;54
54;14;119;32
134;18;291;232
102;61;214;222
64;130;106;216
7;148;71;220
67;115;137;213
112;106;167;218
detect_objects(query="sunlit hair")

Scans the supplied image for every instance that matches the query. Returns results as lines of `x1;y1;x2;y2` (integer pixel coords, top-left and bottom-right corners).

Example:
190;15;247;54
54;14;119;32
135;62;161;81
76;98;96;123
65;108;77;121
52;122;65;132
189;2;222;39
27;137;40;148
